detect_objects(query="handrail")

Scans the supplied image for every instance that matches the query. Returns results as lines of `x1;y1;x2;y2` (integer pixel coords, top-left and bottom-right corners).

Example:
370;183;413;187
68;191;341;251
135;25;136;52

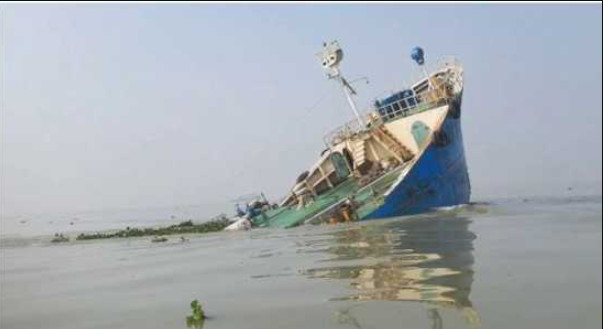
323;81;452;147
322;57;463;147
322;117;367;147
375;78;453;124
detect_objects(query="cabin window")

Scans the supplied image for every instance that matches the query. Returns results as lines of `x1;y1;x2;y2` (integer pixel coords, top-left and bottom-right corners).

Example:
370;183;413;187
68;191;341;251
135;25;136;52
392;102;400;114
376;89;419;122
384;106;392;119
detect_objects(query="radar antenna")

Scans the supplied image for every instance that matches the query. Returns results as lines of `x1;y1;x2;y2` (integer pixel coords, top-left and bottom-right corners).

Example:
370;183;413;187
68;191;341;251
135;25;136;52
319;41;364;127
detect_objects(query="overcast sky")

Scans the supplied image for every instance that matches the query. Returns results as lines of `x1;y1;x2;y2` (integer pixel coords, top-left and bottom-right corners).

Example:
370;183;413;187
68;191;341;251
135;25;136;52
1;4;601;218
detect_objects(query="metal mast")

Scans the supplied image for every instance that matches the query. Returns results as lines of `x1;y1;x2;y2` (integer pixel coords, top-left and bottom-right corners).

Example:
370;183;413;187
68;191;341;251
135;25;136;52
319;41;364;127
411;46;431;90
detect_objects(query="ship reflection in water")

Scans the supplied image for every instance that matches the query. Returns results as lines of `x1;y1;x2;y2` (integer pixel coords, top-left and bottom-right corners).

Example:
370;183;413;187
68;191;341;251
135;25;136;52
303;215;481;328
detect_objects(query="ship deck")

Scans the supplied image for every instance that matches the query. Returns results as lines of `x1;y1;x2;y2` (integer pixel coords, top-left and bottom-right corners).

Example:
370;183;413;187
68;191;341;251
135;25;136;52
253;165;406;228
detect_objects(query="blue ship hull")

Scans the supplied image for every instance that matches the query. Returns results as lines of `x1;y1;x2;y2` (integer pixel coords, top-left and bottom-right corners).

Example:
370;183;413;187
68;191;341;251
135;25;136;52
365;97;470;219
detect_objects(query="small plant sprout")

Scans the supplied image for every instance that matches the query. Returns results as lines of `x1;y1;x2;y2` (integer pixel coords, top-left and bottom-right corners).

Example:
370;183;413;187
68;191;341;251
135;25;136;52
186;299;206;328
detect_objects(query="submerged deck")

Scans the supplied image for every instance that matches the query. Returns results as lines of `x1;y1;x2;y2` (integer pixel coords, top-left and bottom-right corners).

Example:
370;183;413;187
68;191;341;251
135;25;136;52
253;166;406;228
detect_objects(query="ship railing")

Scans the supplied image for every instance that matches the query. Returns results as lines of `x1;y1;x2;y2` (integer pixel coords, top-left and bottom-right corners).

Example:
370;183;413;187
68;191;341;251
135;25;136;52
374;79;453;124
434;56;463;91
405;56;463;95
323;57;462;147
323;117;367;148
323;82;451;148
408;55;462;84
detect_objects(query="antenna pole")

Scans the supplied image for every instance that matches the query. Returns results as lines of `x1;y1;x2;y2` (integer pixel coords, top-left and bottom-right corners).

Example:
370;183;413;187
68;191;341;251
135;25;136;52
411;46;431;89
422;67;432;90
338;75;364;127
319;41;365;129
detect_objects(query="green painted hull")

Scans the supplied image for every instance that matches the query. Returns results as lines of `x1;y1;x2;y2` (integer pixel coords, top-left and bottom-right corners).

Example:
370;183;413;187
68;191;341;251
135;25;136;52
252;167;404;228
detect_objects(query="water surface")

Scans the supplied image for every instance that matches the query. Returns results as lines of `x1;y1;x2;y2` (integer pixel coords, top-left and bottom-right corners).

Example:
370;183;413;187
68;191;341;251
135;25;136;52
1;196;601;329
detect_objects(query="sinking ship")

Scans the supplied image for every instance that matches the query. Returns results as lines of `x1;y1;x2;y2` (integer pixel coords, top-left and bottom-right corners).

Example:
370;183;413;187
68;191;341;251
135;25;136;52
235;41;470;229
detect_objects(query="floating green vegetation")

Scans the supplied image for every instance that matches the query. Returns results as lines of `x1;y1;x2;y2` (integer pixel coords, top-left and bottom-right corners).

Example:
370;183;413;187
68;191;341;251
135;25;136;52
51;233;69;243
75;216;230;241
186;300;206;329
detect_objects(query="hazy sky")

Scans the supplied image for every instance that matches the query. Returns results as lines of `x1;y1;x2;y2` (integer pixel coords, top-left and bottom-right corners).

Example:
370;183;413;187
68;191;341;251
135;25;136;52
1;4;602;218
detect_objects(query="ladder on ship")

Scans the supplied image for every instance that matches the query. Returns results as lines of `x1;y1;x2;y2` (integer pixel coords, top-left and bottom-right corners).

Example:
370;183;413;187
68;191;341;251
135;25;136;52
372;125;414;162
351;138;367;169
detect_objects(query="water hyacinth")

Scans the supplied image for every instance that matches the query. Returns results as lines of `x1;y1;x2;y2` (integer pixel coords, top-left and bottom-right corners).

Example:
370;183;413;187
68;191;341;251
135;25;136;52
186;300;205;328
75;216;230;241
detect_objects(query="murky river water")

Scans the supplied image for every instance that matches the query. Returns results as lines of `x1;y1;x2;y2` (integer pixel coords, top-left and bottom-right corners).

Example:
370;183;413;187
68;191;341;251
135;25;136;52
1;196;601;329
